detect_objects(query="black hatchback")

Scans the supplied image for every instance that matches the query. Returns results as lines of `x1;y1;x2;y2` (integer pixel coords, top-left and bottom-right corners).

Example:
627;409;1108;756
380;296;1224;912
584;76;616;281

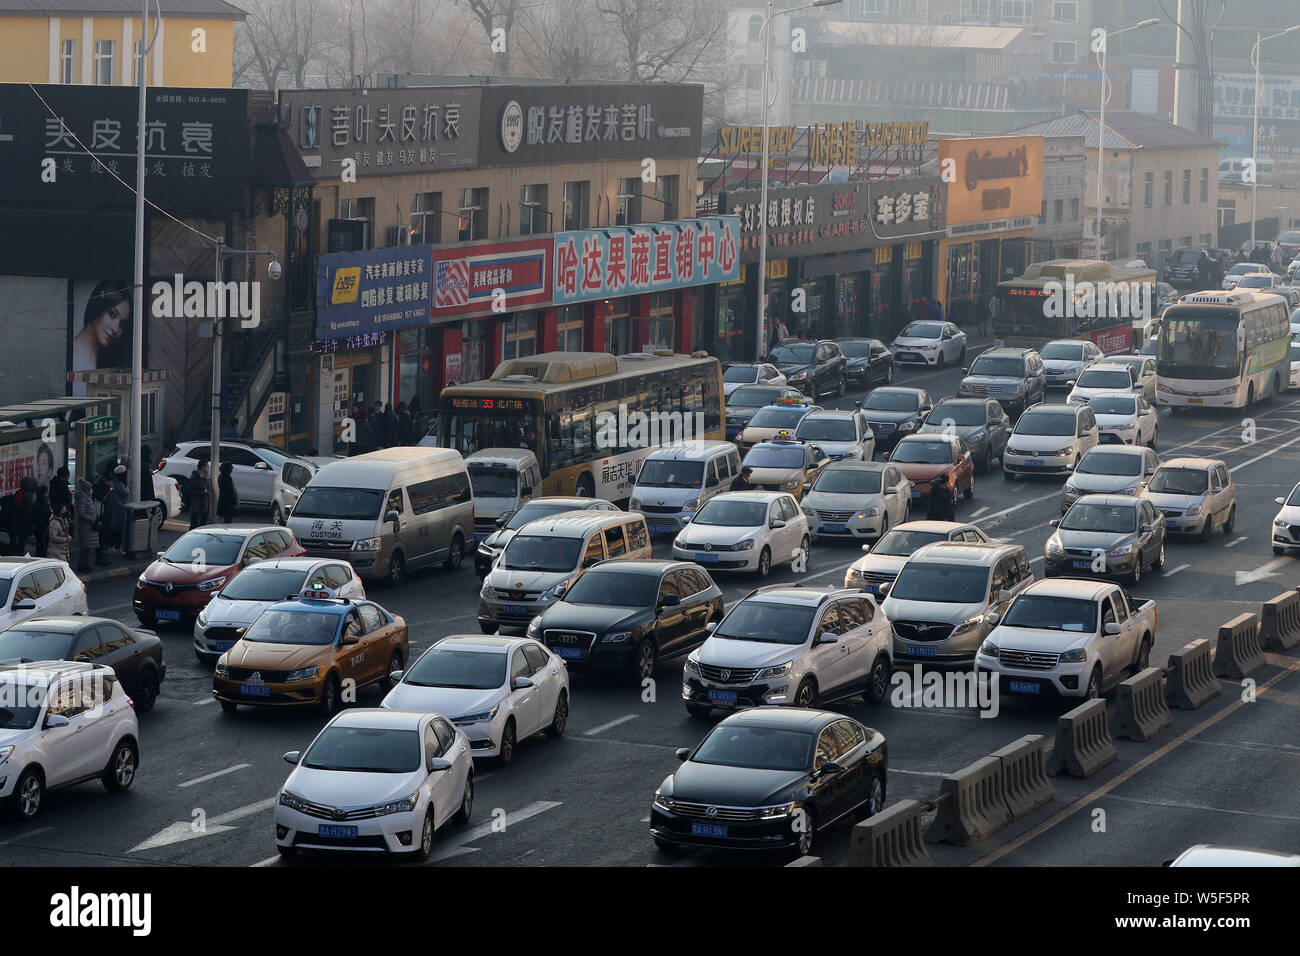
651;708;886;857
529;559;723;680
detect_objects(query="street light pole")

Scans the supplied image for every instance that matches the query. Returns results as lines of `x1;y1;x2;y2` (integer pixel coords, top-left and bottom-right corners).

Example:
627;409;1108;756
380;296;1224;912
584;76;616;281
129;0;152;497
1095;19;1158;260
1250;27;1300;250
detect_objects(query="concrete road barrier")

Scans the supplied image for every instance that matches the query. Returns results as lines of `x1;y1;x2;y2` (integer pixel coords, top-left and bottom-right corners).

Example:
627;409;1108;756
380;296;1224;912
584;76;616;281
991;735;1054;819
848;799;933;867
1260;590;1300;652
1165;639;1221;710
1114;666;1173;741
924;756;1012;847
1045;698;1117;779
1214;612;1265;680
785;854;823;867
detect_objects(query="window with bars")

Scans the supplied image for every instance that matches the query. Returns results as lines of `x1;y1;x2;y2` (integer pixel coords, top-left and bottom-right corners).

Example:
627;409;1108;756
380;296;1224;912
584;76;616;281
459;187;487;241
519;183;548;235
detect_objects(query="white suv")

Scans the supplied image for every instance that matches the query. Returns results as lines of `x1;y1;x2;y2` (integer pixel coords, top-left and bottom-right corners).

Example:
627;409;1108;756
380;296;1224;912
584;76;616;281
0;661;140;821
682;586;892;717
1003;404;1100;479
0;558;88;631
158;440;304;509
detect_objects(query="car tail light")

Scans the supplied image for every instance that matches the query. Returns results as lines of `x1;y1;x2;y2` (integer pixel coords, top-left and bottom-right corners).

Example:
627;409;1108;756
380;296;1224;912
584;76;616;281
157;460;167;471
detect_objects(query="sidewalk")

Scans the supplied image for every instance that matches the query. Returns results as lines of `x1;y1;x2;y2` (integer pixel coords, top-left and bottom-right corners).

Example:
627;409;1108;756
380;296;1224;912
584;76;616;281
79;518;187;586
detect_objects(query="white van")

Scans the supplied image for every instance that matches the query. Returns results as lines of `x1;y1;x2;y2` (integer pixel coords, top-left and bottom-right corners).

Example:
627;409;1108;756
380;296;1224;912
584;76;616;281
287;447;474;586
628;440;741;535
465;448;542;542
271;456;339;526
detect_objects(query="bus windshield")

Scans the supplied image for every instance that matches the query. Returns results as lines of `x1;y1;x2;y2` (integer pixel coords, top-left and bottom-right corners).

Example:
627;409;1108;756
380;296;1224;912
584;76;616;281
1158;315;1239;378
442;406;538;458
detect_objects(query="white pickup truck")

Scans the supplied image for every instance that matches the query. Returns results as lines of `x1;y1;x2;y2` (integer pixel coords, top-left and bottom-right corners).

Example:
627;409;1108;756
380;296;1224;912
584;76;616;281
975;577;1157;700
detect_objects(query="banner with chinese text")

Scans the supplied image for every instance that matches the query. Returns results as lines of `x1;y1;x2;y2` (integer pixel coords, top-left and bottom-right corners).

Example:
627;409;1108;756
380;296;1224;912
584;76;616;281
314;244;434;340
431;238;551;318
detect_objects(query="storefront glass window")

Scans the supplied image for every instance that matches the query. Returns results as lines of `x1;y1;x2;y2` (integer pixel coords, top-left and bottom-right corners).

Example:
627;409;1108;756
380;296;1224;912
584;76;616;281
504;313;538;360
557;305;584;351
837;275;859;337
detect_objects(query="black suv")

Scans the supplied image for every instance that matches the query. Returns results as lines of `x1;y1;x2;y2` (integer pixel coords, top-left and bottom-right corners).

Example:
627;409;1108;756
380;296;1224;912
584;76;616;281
767;340;849;399
957;347;1046;418
528;559;724;681
1163;248;1203;289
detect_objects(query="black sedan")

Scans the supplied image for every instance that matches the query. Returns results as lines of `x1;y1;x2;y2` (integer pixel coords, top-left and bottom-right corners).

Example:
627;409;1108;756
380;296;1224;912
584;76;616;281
0;616;166;711
835;337;894;388
767;340;848;399
859;386;934;452
528;559;723;680
650;708;887;857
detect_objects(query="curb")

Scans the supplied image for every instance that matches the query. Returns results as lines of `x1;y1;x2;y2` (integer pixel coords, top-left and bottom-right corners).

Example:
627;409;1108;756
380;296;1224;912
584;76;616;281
82;560;152;585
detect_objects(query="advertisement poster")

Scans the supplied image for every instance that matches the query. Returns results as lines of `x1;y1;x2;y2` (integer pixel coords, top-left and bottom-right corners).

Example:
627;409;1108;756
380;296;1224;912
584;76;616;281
70;278;136;395
445;352;463;387
0;434;66;497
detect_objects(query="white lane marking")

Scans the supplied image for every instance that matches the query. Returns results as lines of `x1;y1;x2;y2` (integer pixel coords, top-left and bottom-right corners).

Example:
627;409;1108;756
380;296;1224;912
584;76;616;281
92;601;135;615
1226;536;1248;548
250;855;280;867
1229;431;1300;473
1029;555;1045;565
1235;554;1294;586
428;800;562;863
0;825;54;845
887;768;951;777
584;714;639;736
970;506;991;517
1164;563;1191;577
178;763;250;789
193;697;215;706
129;797;278;853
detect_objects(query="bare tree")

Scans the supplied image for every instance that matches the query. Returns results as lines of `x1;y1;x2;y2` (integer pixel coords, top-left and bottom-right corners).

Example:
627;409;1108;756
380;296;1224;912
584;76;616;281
465;0;523;75
234;0;335;88
512;0;618;80
593;0;726;82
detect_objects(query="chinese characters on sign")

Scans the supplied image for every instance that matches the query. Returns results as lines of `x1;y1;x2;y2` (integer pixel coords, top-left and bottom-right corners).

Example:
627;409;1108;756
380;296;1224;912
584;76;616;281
807;121;858;168
432;240;550;316
873;189;933;225
524;103;657;146
309;331;390;353
315;245;435;340
551;218;740;305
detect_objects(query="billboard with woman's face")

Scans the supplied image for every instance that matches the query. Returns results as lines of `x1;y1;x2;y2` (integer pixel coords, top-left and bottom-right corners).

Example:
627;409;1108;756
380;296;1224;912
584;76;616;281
70;279;139;396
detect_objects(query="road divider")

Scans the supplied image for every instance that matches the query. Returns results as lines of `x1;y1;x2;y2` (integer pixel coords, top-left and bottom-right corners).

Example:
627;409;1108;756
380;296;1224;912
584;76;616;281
786;855;823;867
1260;588;1300;651
848;799;933;867
1045;698;1117;779
991;735;1054;818
1113;667;1172;742
925;756;1012;846
1214;612;1265;679
1165;639;1221;710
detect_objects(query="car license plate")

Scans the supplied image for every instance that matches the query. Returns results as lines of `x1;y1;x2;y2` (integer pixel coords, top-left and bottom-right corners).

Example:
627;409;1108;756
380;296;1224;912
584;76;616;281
695;552;719;563
1026;458;1044;467
707;689;738;704
907;645;937;657
900;353;918;361
240;683;271;697
650;524;675;534
1188;398;1203;405
864;584;880;595
912;490;923;499
156;609;182;622
690;822;729;839
1074;560;1093;570
1009;680;1041;695
317;824;358;839
502;604;527;616
823;522;846;532
212;640;235;652
554;647;583;660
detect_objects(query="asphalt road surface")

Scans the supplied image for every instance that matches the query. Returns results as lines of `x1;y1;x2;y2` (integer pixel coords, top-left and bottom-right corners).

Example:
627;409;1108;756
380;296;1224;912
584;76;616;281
6;341;1299;868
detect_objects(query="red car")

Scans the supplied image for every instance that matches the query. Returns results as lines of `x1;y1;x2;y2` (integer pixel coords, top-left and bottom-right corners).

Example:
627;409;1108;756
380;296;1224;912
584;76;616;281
133;524;304;626
883;434;976;503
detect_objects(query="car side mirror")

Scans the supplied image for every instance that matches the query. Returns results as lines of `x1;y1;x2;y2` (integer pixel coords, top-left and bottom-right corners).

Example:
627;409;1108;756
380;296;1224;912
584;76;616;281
386;509;400;525
12;598;36;611
675;747;691;762
389;670;404;685
998;589;1013;601
816;631;838;645
962;366;971;374
1276;497;1286;505
496;514;509;528
817;760;845;776
255;462;270;470
1104;622;1122;636
1049;519;1059;527
705;620;717;632
861;544;872;553
427;757;453;773
659;594;681;609
341;634;360;646
45;714;70;729
770;519;786;529
986;611;1001;626
283;751;301;765
1141;524;1153;534
881;451;890;460
521;485;533;498
512;676;535;690
877;581;891;596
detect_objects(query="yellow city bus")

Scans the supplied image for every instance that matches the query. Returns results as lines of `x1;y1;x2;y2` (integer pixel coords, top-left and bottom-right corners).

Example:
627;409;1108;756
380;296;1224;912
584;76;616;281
438;350;725;501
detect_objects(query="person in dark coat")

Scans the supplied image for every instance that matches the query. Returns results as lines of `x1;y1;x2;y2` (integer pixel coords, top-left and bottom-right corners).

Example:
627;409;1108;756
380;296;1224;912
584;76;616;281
926;474;956;522
216;461;239;524
349;406;370;457
729;466;757;492
923;298;944;324
106;465;129;553
188;461;214;528
1197;251;1212;288
396;402;414;445
74;478;102;571
9;477;37;555
380;403;399;447
33;485;51;557
49;466;71;515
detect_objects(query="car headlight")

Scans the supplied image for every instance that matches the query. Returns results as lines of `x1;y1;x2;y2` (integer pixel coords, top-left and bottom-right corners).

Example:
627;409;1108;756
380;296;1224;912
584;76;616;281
1046;536;1064;554
278;790;311;812
198;575;226;592
197;606;210;626
600;631;633;645
856;509;879;519
756;661;793;680
1056;446;1076;457
958;382;972;393
629;498;641;511
0;745;13;766
454;705;500;725
1186;504;1201;516
673;535;687;549
978;640;999;659
1109;541;1136;556
684;656;700;674
1058;648;1088;663
137;573;149;587
371;792;420;817
1275;518;1287;528
1008;383;1024;394
951;615;985;637
732;538;755;551
900;419;917;431
684;499;700;512
481;582;497;599
540;581;567;603
654;789;676;812
968;429;987;441
478;545;501;560
781;479;800;490
1063;482;1080;495
919;343;937;351
758;802;796;819
352;536;381;552
846;567;864;582
284;666;319;682
214;661;230;678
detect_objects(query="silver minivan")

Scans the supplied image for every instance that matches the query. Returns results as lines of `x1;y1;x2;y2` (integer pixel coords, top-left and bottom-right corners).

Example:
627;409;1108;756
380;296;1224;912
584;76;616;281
466;449;542;543
629;440;741;536
286;447;474;586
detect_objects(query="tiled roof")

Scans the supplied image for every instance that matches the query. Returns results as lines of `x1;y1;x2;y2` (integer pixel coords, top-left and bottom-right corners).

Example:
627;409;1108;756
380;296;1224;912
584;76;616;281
1007;111;1223;150
0;0;245;18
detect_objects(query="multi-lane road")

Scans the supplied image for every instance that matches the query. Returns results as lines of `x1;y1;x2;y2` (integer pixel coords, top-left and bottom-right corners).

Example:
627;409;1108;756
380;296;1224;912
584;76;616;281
5;340;1299;868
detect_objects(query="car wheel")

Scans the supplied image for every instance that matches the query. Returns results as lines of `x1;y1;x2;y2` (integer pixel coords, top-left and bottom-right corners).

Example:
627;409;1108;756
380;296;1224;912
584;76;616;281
135;611;156;628
977;446;991;474
1130;553;1142;585
1149;427;1158;450
799;534;811;566
381;650;403;691
276;844;297;859
387;550;406;588
575;473;595;498
10;769;44;821
413;809;436;863
546;691;569;737
1153;541;1165;572
856;772;886;821
1084;666;1103;701
1223;506;1235;535
958;345;967;366
219;700;237;714
454;771;474;825
866;654;891;704
756;546;772;578
1199;516;1212;542
1274;545;1286;555
134;667;160;713
1005;468;1018;481
443;534;465;572
836;372;847;398
1131;636;1152;676
498;719;517;765
634;640;657;682
318;674;341;716
936;349;946;369
272;503;285;526
793;807;816;857
879;514;890;540
478;621;496;634
885;364;894;383
685;702;712;718
102;739;138;792
1247;382;1256;405
794;678;817;708
654;835;685;854
964;474;974;500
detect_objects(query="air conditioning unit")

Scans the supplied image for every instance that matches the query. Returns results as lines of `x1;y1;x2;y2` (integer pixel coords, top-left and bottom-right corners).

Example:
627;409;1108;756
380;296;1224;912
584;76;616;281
327;218;367;252
385;225;412;247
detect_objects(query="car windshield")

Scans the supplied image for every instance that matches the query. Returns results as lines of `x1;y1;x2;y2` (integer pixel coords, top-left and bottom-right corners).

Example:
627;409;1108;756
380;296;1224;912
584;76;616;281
969;356;1024;377
927;403;985;426
1040;342;1085;360
219;567;311;602
748;407;808;429
1015;411;1076;437
1227;264;1262;276
891;439;954;464
837;341;874;357
900;322;941;339
743;446;805;469
162;531;245;566
862;391;919;412
636;459;704;489
1279;231;1300;244
811;469;881;495
1077;369;1132;389
0;629;74;662
1147;468;1209;495
467;464;518;499
404;647;506;689
1172;249;1201;263
243;608;339;644
0;677;44;729
292;486;386;521
1238;275;1273;288
1291;343;1300;362
302;726;421;773
795;417;856;441
771;344;817;364
729;386;785;408
501;534;582;572
1077;451;1143;476
505;501;590;530
724;365;759;383
563;570;658;607
1139;340;1157;356
872;529;947;556
691;725;813;772
1060;503;1137;533
1001;595;1098;632
714;601;815;645
693;499;766;527
1090;395;1137;416
889;562;990;603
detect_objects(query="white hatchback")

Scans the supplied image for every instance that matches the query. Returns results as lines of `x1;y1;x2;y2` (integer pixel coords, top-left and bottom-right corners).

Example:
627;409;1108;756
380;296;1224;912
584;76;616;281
0;558;88;631
383;635;569;764
891;320;967;367
1067;363;1142;406
671;492;810;578
1271;482;1300;554
1089;393;1159;447
275;708;473;860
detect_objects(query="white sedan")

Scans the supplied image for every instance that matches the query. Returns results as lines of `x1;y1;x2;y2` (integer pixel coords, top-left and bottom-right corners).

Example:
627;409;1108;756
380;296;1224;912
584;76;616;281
275;708;473;860
1090;393;1159;447
891;320;968;367
1272;482;1300;554
671;491;810;577
382;635;569;764
1067;363;1142;405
